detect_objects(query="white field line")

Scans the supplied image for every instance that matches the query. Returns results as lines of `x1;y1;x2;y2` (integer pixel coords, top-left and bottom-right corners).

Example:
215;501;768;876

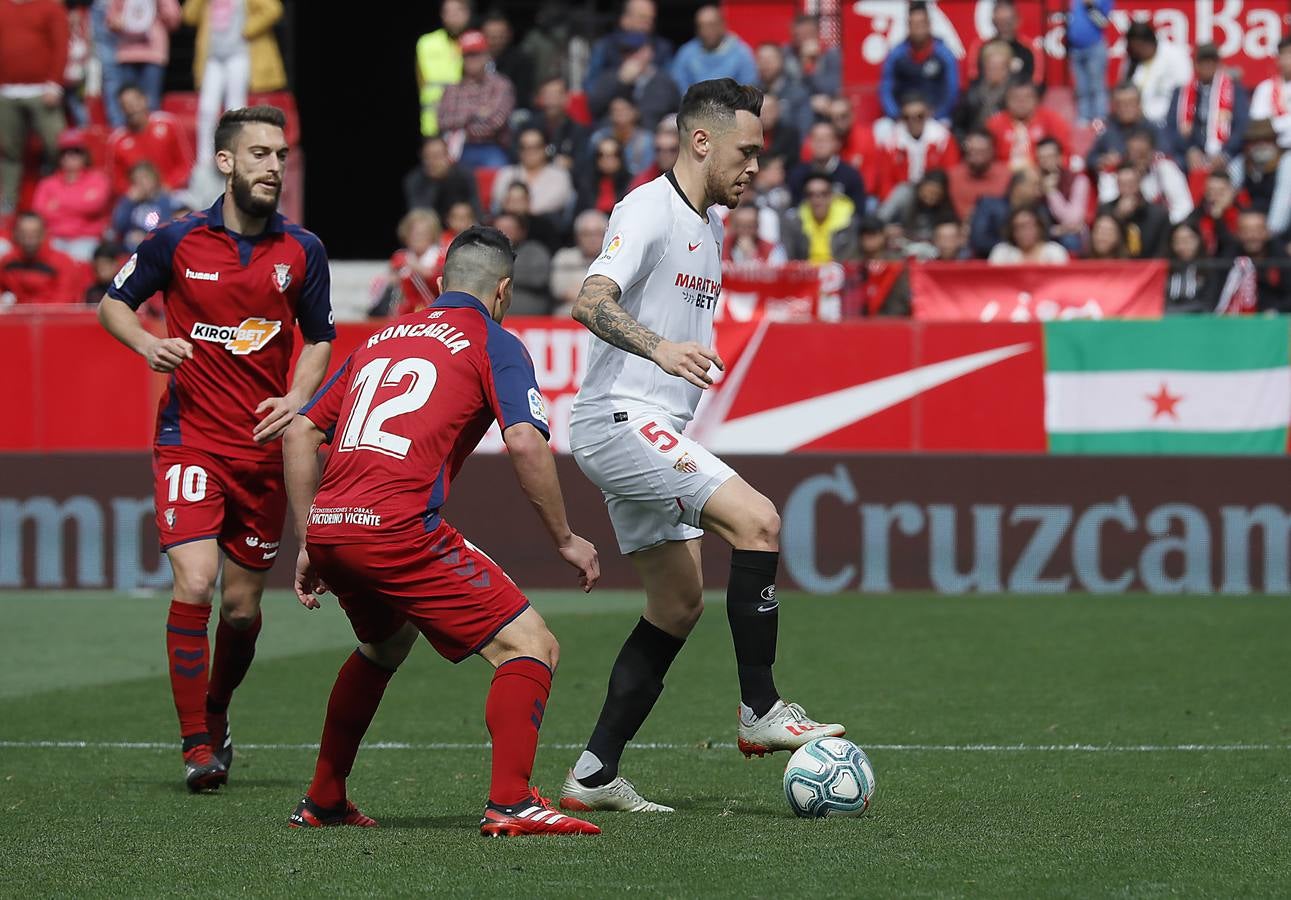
0;740;1287;753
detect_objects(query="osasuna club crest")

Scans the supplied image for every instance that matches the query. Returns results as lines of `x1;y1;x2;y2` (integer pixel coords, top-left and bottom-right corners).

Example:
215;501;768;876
272;262;292;293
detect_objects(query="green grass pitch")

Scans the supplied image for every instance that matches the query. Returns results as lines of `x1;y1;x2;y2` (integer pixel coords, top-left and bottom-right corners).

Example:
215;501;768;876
1;590;1289;898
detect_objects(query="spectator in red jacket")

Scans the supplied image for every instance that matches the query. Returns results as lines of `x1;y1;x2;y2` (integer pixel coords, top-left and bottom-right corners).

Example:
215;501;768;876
391;208;450;316
986;79;1071;170
106;83;193;196
0;0;69;214
723;203;787;264
874;93;960;217
32;130;112;261
947;129;1011;221
0;212;84;306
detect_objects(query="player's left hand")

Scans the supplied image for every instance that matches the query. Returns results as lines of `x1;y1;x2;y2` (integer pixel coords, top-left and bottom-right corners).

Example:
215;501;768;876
294;547;328;610
253;395;299;444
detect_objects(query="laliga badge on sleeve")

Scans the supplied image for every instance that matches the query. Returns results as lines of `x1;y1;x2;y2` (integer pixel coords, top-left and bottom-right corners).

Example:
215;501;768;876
600;232;623;261
113;253;138;289
528;387;549;424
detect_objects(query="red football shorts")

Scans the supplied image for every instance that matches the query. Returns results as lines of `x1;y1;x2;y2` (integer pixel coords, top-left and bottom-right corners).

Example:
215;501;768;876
307;520;530;663
152;446;287;571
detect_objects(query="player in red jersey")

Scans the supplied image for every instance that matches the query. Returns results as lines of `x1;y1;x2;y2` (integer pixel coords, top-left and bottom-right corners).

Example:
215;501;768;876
97;106;334;792
283;226;602;836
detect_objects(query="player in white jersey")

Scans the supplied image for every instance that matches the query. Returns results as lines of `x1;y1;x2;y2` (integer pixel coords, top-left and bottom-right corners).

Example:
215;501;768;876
557;79;845;814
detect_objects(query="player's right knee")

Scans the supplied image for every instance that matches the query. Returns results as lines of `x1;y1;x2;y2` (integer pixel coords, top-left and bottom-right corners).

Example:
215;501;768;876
172;571;217;605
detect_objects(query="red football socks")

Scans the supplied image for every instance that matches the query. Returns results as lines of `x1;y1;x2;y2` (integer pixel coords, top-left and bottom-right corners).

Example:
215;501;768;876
308;650;395;809
485;657;553;807
165;600;212;743
207;611;263;709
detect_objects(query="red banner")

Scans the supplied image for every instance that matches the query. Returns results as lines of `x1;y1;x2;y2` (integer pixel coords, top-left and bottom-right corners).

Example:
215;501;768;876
717;261;853;322
843;1;1291;93
910;260;1167;321
0;315;1070;455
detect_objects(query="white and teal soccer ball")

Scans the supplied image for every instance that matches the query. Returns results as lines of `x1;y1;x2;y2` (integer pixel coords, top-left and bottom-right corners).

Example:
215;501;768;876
783;737;875;818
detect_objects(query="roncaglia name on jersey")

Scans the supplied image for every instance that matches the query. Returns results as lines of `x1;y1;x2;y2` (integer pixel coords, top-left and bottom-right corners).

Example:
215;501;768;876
366;315;471;355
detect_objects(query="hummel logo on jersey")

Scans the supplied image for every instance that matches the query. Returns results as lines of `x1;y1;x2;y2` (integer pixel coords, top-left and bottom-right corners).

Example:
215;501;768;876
688;241;702;252
185;267;220;282
191;317;283;355
756;584;778;613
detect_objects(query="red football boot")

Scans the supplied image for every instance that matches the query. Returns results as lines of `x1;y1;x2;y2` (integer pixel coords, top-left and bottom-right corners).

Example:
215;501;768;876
480;787;601;837
183;744;227;793
288;796;379;828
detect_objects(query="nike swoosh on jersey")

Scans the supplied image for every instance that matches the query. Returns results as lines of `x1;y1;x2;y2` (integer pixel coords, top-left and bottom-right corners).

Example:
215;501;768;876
688;241;702;251
706;343;1033;453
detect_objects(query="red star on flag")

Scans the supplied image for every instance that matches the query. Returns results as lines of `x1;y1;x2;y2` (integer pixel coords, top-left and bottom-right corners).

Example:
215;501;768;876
1147;383;1182;420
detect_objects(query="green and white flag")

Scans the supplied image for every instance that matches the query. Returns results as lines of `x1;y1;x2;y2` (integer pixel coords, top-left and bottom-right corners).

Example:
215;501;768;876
1044;319;1291;454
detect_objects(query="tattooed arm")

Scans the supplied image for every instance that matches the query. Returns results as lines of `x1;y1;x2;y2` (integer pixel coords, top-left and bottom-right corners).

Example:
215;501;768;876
572;275;725;390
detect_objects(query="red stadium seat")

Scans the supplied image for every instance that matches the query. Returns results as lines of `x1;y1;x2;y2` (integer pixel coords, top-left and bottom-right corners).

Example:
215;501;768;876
567;92;591;126
474;166;499;209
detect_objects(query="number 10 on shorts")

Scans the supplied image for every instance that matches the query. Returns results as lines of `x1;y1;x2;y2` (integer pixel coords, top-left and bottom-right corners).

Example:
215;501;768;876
165;464;208;502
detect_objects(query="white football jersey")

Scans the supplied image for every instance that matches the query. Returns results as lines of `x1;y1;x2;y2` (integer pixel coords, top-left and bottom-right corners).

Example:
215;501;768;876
569;173;724;449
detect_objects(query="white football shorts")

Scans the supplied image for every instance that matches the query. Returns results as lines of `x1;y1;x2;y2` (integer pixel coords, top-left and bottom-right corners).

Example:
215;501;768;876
571;412;737;554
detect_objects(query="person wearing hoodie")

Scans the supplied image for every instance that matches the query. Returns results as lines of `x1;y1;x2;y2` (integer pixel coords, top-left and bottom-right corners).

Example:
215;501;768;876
670;6;755;94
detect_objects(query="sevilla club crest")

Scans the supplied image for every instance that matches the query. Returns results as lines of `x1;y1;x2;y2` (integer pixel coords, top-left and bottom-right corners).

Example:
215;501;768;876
273;262;292;293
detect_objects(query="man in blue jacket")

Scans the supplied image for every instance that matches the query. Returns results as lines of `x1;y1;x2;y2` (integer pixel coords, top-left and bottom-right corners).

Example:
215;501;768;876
879;2;960;123
671;5;756;93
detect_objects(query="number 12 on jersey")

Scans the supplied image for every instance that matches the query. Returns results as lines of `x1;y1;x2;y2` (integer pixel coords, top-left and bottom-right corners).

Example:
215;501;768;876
338;357;438;459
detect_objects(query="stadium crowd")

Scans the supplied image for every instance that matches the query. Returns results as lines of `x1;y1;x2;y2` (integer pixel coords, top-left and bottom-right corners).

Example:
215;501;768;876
6;0;1291;315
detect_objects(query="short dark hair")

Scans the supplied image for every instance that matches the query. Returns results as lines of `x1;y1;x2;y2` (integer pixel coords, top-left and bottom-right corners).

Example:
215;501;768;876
1036;136;1063;155
802;172;833;194
1279;35;1291;53
1116;160;1140;174
792;13;818;29
1006;76;1037;94
677;78;762;135
442;225;515;290
1005;205;1041;243
909;1;929;19
964;128;995;146
900;91;930;109
93;241;124;262
116;83;144;100
1126;21;1156;45
214;105;287;154
1124;126;1155;148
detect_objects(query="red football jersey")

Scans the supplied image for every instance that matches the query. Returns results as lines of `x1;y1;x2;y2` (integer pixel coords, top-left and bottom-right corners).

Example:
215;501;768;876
107;196;336;462
302;292;550;543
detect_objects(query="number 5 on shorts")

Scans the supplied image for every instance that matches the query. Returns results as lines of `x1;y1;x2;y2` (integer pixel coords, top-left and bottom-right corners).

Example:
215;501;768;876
165;464;208;502
640;421;678;452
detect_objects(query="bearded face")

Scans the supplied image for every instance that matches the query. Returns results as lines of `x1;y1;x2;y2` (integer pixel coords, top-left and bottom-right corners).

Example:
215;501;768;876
230;159;282;218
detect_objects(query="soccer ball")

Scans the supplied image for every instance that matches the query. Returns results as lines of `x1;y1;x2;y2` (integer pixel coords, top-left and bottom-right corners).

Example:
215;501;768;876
783;737;875;818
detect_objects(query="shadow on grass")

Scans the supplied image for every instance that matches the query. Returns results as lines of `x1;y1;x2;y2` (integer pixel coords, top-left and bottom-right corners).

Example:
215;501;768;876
379;815;480;830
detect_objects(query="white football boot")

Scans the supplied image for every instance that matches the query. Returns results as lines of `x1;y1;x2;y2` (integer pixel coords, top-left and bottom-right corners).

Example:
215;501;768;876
558;770;675;813
737;700;846;758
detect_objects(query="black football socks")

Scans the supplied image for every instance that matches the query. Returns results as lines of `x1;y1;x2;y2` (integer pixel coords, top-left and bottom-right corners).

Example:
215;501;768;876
727;549;780;718
575;617;684;787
